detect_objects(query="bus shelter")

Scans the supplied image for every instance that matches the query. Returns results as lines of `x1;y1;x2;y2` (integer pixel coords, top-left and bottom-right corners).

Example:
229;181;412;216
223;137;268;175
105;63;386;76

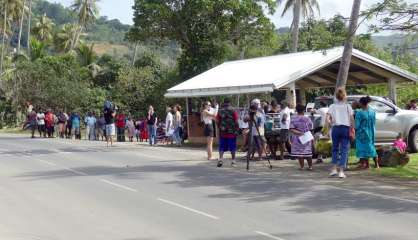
165;47;418;144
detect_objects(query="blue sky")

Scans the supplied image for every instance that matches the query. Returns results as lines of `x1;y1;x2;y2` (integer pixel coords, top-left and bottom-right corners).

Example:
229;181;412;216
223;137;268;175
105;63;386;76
47;0;411;33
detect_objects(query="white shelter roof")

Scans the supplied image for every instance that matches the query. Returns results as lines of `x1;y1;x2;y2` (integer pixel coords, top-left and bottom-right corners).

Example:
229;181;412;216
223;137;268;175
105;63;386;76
165;47;418;98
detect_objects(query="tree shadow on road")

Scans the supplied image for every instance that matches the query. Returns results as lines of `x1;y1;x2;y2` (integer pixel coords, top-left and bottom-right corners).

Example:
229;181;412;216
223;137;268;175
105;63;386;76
14;159;418;214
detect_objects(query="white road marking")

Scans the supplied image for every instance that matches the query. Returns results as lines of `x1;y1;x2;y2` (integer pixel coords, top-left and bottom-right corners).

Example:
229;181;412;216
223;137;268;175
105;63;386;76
64;167;88;176
135;152;168;160
38;160;57;166
58;151;73;154
157;198;219;220
100;179;138;192
255;231;286;240
327;185;418;204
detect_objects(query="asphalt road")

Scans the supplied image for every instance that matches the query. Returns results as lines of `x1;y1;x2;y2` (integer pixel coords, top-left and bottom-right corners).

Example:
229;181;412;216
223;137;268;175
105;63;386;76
1;134;418;240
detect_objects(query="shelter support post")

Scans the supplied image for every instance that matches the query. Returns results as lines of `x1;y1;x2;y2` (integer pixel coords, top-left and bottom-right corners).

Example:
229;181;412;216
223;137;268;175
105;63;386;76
186;97;191;140
388;78;397;105
286;82;297;109
299;88;307;106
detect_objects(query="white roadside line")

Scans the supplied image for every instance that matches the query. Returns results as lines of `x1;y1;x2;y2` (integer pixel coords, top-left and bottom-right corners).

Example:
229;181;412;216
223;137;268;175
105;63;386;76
38;159;57;166
63;167;88;176
100;179;138;192
157;198;220;220
327;185;418;204
255;231;286;240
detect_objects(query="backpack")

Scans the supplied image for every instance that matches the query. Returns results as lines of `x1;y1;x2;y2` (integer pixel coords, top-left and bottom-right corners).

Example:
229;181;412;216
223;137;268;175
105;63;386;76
218;108;238;136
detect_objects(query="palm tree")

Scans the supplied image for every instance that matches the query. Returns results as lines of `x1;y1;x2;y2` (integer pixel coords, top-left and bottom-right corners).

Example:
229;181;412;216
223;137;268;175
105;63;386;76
77;43;96;67
54;23;79;53
335;0;362;90
277;0;320;52
27;0;32;57
17;0;27;55
29;38;46;61
0;0;10;78
70;0;99;50
32;14;55;42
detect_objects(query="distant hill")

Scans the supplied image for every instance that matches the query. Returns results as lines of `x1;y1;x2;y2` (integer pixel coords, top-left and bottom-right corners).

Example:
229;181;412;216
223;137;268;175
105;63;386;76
372;34;418;54
33;0;130;45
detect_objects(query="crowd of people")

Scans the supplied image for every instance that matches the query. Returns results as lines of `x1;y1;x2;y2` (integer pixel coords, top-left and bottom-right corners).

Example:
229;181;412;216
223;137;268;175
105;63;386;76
201;88;409;178
24;101;187;148
24;89;412;179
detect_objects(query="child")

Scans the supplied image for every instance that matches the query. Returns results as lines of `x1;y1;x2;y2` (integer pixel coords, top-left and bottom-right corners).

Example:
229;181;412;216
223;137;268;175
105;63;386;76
393;133;407;153
126;117;135;142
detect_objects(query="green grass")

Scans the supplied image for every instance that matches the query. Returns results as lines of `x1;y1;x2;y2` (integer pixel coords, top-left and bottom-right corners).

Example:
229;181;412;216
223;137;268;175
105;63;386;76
0;127;26;134
370;153;418;179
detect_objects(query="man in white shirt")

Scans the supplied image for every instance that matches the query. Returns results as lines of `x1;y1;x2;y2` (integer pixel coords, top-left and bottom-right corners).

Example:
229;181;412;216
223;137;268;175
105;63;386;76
36;110;46;138
278;101;291;160
165;107;174;144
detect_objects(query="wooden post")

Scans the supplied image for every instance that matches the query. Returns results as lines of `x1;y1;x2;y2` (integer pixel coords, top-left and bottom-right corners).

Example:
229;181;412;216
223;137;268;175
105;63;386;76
388;78;397;105
186;97;191;141
286;82;297;109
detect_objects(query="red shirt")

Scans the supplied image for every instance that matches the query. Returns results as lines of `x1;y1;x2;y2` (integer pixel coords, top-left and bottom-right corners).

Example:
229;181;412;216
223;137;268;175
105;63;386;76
115;114;126;128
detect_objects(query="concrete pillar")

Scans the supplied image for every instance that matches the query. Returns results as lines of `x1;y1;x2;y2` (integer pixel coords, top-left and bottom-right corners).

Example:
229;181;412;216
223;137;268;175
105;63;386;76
185;97;191;139
300;88;307;106
388;78;397;105
286;82;297;109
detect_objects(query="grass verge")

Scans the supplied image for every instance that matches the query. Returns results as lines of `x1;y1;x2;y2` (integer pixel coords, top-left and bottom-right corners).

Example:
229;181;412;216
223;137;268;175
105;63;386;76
370;153;418;179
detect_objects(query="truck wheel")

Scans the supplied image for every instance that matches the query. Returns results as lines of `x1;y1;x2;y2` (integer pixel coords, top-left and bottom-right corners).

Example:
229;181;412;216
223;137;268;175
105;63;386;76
408;129;418;153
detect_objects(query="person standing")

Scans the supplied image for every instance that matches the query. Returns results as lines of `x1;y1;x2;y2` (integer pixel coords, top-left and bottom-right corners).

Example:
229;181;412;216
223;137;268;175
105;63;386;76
327;88;354;179
172;105;183;146
355;96;379;169
85;112;97;140
266;100;280;160
66;112;72;139
126;116;136;142
58;111;68;138
147;106;158;146
165;107;174;144
104;105;116;147
202;101;218;160
290;104;314;170
216;98;239;167
28;109;38;138
407;99;418;110
135;118;142;142
71;112;81;140
96;114;106;141
36;109;46;138
45;109;55;138
248;99;266;161
115;112;126;142
278;101;291;160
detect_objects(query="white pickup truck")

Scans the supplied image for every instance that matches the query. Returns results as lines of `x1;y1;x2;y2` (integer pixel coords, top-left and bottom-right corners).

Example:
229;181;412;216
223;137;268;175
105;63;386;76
311;96;418;153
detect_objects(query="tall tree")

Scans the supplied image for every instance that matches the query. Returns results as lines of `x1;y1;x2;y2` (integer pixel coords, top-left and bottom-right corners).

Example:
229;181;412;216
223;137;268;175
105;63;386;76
277;0;320;52
364;0;417;33
27;0;32;57
70;0;99;50
32;14;54;42
17;0;26;55
54;23;79;53
128;0;277;78
335;0;362;90
0;0;9;79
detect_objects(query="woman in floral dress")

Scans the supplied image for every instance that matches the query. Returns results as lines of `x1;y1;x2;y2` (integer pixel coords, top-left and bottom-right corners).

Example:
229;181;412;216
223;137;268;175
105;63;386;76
290;104;314;170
